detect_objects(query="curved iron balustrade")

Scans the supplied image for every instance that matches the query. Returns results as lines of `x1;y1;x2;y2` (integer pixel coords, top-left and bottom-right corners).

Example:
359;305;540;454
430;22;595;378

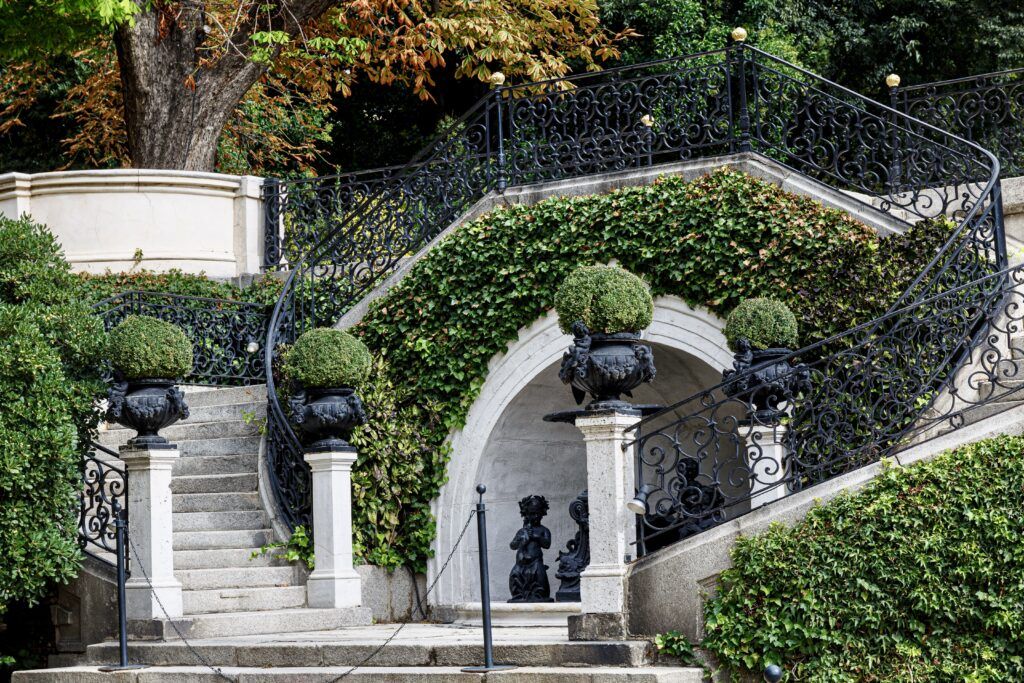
79;441;128;571
93;290;269;385
262;43;1005;534
895;68;1024;179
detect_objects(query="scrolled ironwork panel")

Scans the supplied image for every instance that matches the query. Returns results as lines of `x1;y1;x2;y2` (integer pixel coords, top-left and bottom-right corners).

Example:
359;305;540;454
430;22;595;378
79;442;128;571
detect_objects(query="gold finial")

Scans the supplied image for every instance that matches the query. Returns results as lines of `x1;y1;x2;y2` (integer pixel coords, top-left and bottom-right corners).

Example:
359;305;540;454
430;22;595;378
489;71;506;87
640;114;655;127
731;27;748;43
886;73;901;89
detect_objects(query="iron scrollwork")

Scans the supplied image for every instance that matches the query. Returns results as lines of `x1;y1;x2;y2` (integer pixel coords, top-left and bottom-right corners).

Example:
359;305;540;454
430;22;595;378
79;441;128;571
554;491;590;603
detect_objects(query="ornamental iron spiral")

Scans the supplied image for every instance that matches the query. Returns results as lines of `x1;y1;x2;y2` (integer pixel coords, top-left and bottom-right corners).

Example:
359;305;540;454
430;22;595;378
79;441;128;572
262;44;1007;540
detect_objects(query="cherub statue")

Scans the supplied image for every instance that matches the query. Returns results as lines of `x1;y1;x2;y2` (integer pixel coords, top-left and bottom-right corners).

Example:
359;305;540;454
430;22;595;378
508;495;554;602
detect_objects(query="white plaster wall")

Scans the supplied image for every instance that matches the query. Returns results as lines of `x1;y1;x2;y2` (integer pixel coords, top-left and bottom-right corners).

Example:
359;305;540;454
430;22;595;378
0;170;264;277
429;296;732;609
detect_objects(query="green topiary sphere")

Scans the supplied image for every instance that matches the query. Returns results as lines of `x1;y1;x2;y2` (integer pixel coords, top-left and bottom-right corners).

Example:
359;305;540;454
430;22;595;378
108;315;194;380
724;298;798;351
554;264;654;334
283;327;372;389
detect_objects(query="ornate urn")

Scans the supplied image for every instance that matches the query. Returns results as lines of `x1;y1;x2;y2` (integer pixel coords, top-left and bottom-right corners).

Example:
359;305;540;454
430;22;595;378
288;387;367;453
559;321;656;411
722;338;810;423
106;379;190;448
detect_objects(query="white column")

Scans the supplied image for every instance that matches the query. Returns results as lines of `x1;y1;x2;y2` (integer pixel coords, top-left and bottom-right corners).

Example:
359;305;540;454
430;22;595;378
304;449;363;608
743;423;789;510
574;410;641;619
233;174;265;276
120;444;183;620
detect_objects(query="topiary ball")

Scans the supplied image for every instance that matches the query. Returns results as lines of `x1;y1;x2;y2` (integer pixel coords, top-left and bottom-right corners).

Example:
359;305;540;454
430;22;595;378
108;315;194;380
723;298;798;351
283;327;372;389
554;264;654;334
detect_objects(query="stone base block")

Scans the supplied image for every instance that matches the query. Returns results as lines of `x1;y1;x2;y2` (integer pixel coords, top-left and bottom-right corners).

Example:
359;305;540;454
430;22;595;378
568;612;629;641
125;581;183;621
307;571;362;609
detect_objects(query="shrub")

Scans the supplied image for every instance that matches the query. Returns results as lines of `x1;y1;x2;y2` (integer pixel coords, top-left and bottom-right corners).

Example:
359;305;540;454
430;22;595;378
283;327;372;389
723;297;798;350
0;216;106;616
108;315;193;380
554;264;654;334
703;435;1024;682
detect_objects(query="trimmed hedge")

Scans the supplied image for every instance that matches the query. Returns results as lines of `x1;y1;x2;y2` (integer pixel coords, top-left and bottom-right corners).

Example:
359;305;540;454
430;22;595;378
0;217;106;617
723;297;798;350
352;169;954;570
108;315;194;380
554;264;654;333
77;269;284;308
703;435;1024;682
283;328;372;389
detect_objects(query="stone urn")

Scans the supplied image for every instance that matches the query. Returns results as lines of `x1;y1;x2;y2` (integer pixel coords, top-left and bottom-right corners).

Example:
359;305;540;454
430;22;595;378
106;379;190;448
559;321;656;410
288;387;367;453
722;338;810;423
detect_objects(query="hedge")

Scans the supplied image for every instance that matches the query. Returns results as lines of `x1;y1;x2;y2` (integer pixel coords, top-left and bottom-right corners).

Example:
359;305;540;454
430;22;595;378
554;264;654;334
108;315;194;380
703;435;1024;682
352;168;954;570
283;328;372;389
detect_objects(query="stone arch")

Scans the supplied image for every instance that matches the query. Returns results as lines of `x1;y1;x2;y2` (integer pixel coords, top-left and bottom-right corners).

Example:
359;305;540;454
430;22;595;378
427;295;733;611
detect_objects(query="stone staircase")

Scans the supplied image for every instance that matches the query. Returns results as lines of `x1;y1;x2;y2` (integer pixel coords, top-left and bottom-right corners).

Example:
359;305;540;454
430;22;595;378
97;384;370;639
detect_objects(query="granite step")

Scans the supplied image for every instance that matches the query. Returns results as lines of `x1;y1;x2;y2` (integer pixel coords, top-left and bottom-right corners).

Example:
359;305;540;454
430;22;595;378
173;453;258;477
127;606;372;640
174;548;288;570
182;385;267;408
182;585;307;614
171;473;257;495
173;528;271;551
183;401;267;425
172;492;262;514
100;419;258;447
172;510;267;532
177;566;298;591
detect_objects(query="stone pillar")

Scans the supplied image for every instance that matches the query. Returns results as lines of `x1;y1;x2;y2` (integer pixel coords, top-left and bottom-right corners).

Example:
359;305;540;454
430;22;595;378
569;410;640;640
233;175;265;276
304;450;363;608
743;423;789;510
120;444;183;620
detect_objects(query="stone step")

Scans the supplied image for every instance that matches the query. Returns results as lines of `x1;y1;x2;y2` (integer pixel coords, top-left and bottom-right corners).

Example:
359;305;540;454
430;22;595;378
127;607;372;640
172;492;262;514
173;528;271;551
100;419;258;447
174;547;287;570
18;665;703;682
173;453;258;477
83;637;659;669
177;566;298;591
177;436;262;457
183;385;268;408
171;473;257;494
184;401;267;425
172;510;267;532
183;585;307;614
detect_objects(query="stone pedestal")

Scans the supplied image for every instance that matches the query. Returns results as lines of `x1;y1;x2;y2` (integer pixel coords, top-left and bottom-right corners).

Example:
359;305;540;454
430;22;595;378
304;449;363;608
568;410;640;640
743;423;789;510
120;444;183;620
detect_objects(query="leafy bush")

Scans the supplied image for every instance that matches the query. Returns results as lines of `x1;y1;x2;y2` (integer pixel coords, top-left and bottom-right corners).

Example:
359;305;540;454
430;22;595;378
108;315;194;380
283;327;372;389
77;268;284;307
723;297;798;350
0;216;106;617
554;264;654;334
250;524;315;570
703;435;1024;682
354;169;954;568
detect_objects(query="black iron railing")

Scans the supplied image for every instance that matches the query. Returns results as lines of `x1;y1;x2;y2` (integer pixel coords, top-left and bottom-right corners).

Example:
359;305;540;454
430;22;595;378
79;441;128;569
894;68;1024;178
93;291;269;385
262;42;1005;534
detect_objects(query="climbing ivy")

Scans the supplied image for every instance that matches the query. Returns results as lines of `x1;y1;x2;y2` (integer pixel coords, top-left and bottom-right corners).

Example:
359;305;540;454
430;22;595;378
702;435;1024;682
352;168;953;570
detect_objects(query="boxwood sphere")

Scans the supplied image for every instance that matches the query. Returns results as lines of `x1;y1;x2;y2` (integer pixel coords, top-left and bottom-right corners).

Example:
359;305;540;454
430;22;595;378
108;315;194;380
724;297;798;351
283;327;372;389
554;265;654;334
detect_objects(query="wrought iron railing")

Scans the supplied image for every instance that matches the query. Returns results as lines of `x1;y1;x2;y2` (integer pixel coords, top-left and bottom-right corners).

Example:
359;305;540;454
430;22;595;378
894;68;1024;178
262;42;1004;534
79;441;128;570
93;291;269;385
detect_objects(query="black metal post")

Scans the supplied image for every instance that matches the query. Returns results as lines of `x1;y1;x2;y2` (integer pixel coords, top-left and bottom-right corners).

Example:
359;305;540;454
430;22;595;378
98;500;144;672
495;93;508;193
461;484;515;673
888;79;903;195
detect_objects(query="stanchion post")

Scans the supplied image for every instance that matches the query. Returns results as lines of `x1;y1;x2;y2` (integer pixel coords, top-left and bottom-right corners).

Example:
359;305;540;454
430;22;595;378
98;500;145;672
461;484;515;673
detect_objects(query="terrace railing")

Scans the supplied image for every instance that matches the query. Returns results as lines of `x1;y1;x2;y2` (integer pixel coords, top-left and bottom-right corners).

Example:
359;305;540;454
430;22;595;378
894;68;1024;178
261;41;1007;537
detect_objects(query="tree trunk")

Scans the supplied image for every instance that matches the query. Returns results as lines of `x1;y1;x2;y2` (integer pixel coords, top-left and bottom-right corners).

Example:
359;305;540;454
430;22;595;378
114;11;264;171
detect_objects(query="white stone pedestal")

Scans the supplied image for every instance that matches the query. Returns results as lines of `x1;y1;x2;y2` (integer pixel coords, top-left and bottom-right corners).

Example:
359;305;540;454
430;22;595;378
304;449;363;608
569;410;641;640
120;444;183;620
743;423;789;510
